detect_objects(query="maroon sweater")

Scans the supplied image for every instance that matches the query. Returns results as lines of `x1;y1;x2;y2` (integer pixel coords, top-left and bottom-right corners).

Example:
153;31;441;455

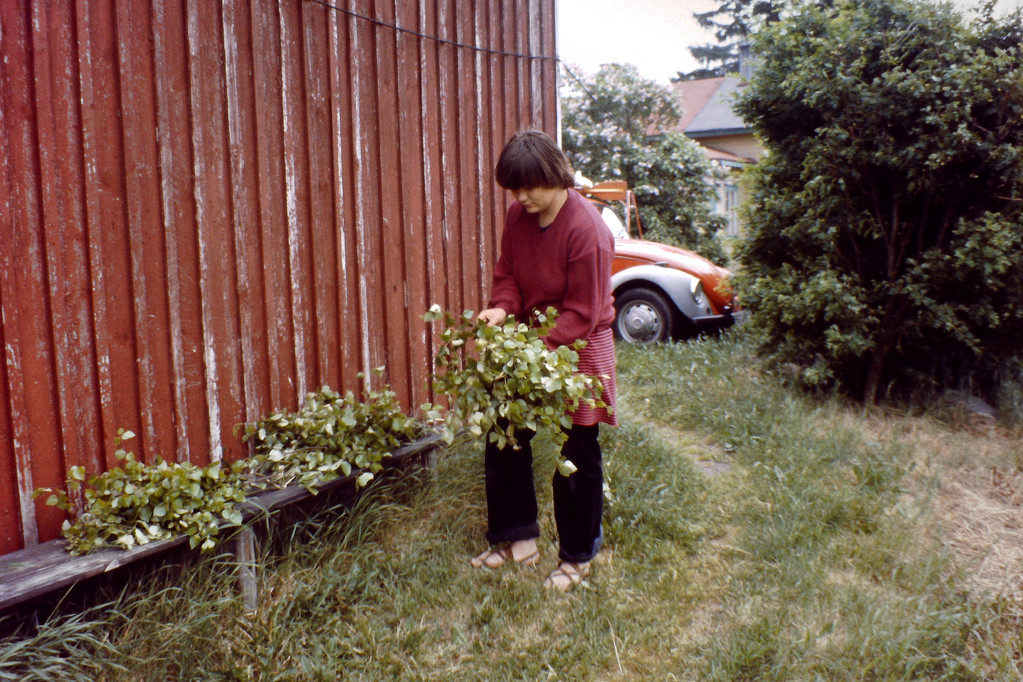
487;189;616;348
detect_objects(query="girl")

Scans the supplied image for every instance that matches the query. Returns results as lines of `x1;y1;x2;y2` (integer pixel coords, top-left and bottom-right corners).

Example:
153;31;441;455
472;130;618;591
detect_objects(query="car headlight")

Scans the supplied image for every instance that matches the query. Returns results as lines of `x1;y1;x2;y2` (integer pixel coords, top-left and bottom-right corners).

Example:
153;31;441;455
690;279;707;307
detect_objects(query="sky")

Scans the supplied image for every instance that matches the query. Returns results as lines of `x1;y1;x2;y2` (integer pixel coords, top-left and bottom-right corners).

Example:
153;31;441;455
557;0;718;84
557;0;1023;85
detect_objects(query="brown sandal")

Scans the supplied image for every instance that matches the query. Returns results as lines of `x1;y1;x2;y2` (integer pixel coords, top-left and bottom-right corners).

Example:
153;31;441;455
544;561;591;591
470;544;540;570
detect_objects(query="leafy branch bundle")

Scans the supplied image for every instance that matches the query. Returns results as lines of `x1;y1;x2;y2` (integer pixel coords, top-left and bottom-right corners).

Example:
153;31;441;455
241;380;425;491
35;382;427;556
423;304;606;475
36;429;247;555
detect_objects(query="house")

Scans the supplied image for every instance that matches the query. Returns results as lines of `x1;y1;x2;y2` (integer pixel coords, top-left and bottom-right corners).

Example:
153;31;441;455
672;75;764;237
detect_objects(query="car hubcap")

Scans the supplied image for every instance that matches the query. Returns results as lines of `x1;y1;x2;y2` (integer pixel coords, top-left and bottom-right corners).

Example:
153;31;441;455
621;302;662;343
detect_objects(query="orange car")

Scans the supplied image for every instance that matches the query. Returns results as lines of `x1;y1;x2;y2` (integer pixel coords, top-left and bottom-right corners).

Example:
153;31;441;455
583;181;739;344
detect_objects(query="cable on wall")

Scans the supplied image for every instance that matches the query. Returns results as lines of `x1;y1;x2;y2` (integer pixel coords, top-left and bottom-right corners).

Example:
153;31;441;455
304;0;559;62
303;0;710;182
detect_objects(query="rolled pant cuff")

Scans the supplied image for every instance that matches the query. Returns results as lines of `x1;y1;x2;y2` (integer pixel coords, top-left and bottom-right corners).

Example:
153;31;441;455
486;522;540;546
558;529;602;564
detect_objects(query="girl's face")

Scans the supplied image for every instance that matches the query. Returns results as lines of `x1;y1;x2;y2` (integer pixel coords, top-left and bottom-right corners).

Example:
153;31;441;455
512;186;563;215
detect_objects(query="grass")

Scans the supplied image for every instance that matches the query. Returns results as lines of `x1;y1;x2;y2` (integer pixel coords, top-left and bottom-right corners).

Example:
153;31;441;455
2;329;1022;680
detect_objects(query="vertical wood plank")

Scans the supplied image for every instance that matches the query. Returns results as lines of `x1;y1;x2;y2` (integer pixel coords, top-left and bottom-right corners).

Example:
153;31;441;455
417;0;446;320
301;2;342;393
436;0;463;314
152;0;209;464
487;0;506;269
473;3;497;307
250;0;298;413
187;0;246;463
326;4;364;396
37;0;105;485
351;0;385;386
501;0;520;136
515;0;531;129
455;5;481;312
117;0;179;463
223;0;272;429
395;0;430;407
76;0;144;473
541;0;558;134
528;0;543;128
0;316;21;553
370;1;411;405
278;0;315;401
417;0;448;403
0;1;58;546
0;62;22;551
37;0;109;509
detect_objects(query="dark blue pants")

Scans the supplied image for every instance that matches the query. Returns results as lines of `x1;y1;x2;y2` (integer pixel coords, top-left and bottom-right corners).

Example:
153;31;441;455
484;423;603;564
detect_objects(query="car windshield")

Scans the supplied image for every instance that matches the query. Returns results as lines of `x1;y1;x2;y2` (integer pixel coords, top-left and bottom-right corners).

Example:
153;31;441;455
600;207;629;240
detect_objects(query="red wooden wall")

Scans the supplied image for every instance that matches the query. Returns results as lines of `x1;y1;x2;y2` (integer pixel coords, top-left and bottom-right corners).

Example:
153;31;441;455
0;0;559;554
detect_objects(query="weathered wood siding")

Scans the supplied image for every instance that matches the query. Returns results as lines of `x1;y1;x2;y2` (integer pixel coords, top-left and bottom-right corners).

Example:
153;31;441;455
0;0;559;554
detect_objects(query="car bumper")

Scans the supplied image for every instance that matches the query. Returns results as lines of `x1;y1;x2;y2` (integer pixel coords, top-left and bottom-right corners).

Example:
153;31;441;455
692;314;730;329
693;308;747;331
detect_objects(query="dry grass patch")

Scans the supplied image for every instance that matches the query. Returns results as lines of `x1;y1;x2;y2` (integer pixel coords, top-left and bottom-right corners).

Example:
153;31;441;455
862;411;1023;601
934;466;1023;601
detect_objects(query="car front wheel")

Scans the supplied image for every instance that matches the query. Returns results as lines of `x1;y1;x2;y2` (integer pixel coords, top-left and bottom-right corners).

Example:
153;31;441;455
613;287;676;344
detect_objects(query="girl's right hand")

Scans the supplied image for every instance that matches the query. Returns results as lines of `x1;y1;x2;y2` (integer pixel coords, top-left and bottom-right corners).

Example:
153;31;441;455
477;307;507;327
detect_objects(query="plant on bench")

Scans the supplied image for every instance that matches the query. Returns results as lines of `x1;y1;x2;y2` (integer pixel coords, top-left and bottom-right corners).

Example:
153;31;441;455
33;376;430;558
36;429;248;555
241;377;423;493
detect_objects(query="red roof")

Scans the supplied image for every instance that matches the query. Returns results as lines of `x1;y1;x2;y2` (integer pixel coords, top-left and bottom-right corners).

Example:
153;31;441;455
673;77;728;131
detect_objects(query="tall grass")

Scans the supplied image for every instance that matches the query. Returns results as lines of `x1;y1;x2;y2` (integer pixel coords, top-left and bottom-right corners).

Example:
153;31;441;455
2;329;1019;680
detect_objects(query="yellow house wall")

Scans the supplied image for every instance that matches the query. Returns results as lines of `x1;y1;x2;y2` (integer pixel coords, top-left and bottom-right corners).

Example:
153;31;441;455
698;133;764;162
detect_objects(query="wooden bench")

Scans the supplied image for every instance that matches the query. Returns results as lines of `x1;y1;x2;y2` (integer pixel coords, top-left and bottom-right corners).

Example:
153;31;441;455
0;434;442;615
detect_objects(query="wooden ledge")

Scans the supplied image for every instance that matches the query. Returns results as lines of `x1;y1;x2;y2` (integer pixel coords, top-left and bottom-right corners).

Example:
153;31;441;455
0;433;442;613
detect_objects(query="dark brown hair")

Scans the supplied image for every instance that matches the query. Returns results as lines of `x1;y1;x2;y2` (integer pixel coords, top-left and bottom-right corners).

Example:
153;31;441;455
494;130;575;190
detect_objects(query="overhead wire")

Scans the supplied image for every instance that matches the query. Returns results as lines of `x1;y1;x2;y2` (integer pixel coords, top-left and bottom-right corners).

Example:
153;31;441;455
304;0;711;182
304;0;558;62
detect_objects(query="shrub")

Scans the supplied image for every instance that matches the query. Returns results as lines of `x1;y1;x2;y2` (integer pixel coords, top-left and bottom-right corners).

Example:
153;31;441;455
735;0;1023;403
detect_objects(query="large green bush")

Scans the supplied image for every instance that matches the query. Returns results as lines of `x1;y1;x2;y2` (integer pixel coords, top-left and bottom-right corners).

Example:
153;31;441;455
735;0;1023;403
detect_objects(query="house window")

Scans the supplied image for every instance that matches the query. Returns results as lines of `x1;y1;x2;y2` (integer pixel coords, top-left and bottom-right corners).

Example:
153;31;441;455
724;183;740;237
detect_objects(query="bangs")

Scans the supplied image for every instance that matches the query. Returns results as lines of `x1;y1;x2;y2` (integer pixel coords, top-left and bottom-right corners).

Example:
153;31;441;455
494;130;575;190
495;155;552;191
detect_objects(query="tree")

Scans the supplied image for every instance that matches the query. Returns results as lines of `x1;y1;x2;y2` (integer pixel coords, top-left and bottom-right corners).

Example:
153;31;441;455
561;64;727;262
680;0;777;80
678;0;832;81
735;0;1023;404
